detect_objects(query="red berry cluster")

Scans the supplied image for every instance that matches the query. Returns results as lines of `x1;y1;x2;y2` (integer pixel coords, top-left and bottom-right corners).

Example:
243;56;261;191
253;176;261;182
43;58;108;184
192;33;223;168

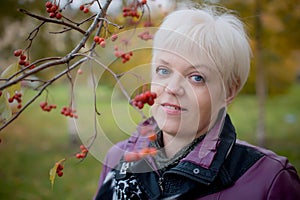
56;162;64;177
123;6;140;18
79;4;90;13
131;91;157;109
93;36;106;48
124;118;158;162
76;145;88;159
124;147;157;162
45;1;62;19
8;92;22;109
14;49;35;69
122;0;147;19
40;101;57;112
138;31;153;41
113;46;133;63
61;106;78;118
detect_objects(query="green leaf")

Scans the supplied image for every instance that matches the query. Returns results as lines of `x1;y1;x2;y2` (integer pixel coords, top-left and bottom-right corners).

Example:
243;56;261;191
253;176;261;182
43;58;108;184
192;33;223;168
0;91;12;125
49;158;66;189
1;63;21;97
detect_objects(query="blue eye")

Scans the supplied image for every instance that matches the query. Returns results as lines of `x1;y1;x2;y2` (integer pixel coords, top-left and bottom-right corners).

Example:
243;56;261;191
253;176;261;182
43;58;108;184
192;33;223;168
191;75;204;83
156;67;170;76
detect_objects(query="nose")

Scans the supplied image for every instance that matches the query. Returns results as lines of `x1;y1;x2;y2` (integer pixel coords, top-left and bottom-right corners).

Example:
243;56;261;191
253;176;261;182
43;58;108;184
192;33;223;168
164;75;185;96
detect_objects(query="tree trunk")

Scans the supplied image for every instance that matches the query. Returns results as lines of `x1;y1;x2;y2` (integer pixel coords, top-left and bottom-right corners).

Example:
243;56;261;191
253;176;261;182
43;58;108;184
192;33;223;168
255;0;266;147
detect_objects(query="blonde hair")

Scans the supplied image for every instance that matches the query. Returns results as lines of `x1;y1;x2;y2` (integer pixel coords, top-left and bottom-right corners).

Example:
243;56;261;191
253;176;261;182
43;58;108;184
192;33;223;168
152;6;252;94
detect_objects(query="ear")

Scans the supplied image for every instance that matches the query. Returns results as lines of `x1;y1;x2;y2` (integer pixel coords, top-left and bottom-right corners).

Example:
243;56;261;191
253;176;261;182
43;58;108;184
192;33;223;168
226;83;239;105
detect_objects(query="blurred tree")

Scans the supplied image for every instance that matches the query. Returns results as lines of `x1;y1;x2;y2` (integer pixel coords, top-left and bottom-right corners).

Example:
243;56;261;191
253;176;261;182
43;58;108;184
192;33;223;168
220;0;300;146
0;0;87;80
221;0;300;95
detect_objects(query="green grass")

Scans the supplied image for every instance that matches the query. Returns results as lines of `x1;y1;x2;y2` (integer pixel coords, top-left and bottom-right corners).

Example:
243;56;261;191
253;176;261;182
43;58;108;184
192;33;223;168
229;84;300;171
0;83;299;199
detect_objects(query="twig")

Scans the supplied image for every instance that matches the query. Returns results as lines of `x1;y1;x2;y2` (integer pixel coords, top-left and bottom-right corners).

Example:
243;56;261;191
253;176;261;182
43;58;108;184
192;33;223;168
0;58;87;132
18;8;86;35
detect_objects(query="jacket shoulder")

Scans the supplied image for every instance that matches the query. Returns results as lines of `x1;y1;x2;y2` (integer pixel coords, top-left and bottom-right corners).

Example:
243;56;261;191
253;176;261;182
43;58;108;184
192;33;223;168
216;140;300;200
235;139;292;170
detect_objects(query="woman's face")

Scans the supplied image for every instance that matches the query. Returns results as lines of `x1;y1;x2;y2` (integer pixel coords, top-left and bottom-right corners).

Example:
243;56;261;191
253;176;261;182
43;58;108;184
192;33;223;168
151;51;227;139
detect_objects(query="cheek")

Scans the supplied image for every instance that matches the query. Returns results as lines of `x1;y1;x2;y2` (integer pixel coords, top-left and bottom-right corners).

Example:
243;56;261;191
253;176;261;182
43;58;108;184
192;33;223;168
150;83;163;96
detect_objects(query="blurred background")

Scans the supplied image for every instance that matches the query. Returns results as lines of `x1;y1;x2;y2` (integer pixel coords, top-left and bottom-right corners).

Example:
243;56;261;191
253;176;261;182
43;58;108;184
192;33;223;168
0;0;299;199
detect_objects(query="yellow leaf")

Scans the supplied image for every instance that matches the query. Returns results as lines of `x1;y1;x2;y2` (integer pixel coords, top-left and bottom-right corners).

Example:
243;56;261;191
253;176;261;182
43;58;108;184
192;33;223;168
0;63;21;97
0;91;12;125
49;158;66;189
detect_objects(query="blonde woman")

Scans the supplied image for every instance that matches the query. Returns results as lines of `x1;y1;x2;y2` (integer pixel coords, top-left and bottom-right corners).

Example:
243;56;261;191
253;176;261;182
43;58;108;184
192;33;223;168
94;6;300;200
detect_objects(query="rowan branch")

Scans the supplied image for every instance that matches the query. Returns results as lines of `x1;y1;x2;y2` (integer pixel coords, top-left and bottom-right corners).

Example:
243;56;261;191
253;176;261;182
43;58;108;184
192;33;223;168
18;8;86;35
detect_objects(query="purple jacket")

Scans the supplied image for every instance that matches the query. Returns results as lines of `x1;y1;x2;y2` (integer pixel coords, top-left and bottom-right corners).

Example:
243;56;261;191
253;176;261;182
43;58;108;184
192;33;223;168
94;115;300;199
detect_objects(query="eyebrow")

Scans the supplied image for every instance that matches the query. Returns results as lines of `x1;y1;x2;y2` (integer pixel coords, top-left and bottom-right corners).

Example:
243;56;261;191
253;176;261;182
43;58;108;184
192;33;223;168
158;58;211;72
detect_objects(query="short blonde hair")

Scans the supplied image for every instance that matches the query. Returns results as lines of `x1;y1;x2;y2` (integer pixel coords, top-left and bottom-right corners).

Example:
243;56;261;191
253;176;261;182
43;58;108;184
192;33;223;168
152;6;252;94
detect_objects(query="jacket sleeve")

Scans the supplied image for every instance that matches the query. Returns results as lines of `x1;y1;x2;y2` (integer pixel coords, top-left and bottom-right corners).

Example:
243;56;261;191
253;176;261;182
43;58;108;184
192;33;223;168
267;166;300;200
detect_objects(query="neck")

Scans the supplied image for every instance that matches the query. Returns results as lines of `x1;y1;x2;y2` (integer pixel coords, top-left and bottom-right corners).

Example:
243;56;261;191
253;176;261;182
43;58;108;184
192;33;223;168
162;133;195;158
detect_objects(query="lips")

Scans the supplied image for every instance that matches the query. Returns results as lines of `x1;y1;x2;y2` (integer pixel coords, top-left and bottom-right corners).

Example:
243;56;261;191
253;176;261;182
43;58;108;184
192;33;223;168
161;103;187;114
162;103;182;110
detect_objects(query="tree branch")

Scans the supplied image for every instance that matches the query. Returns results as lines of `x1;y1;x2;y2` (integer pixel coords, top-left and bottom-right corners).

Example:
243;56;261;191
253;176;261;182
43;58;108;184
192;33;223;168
18;8;86;35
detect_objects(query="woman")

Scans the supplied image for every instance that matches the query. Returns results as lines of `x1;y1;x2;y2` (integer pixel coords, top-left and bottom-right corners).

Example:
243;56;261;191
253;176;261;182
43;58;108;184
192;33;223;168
94;6;300;200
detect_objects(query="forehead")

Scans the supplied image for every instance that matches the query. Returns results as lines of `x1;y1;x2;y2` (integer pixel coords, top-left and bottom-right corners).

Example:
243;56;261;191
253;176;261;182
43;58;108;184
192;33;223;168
153;50;213;74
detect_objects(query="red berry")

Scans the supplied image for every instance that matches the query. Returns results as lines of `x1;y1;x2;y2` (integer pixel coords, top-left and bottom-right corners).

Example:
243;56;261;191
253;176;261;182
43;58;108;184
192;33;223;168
45;1;52;8
57;171;63;177
76;153;82;159
29;64;36;69
111;34;118;41
77;69;83;75
151;92;157;99
57;163;64;171
82;149;88;154
114;51;120;57
148;133;157;141
147;97;154;106
124;152;140;162
83;7;89;13
140;93;147;103
49;12;56;18
144;91;151;98
137;101;144;109
40;102;47;108
20;54;26;60
134;94;142;102
8;97;14;103
93;36;100;43
99;41;106;48
17;104;22;109
14;49;22;57
44;107;51;112
24;61;30;66
51;5;58;12
56;12;62;19
80;145;86;150
79;5;84;11
19;60;26;65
